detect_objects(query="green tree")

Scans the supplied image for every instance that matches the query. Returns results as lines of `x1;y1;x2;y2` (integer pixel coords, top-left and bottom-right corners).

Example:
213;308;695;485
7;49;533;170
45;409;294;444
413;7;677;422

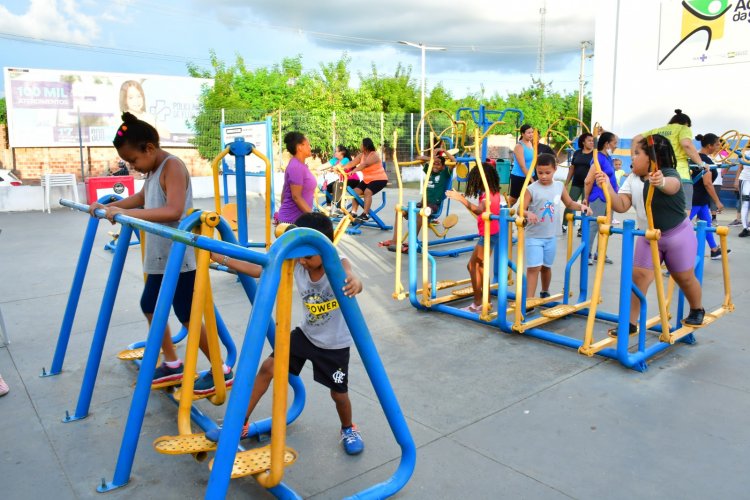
358;63;419;113
0;98;6;125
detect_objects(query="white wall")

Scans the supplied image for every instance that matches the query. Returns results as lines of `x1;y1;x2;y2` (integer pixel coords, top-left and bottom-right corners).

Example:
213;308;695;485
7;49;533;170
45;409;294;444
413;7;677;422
592;0;749;139
0;174;285;212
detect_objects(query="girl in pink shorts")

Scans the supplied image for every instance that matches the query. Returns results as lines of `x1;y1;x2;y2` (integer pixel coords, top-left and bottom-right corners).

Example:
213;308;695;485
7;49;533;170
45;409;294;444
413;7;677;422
594;134;705;333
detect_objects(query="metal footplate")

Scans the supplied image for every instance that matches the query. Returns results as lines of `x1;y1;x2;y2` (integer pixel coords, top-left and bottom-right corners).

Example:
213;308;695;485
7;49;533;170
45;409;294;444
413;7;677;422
153;433;217;455
172;384;231;402
451;286;474;297
208;445;298;479
151;374;197;391
117;347;147;360
661;313;718;344
540;304;578;319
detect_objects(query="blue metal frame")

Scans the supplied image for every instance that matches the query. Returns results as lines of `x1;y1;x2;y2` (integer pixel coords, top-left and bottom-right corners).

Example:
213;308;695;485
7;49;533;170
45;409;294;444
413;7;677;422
220;118;275;248
339;188;393;234
55;199;415;499
454;105;524;161
406;202;719;372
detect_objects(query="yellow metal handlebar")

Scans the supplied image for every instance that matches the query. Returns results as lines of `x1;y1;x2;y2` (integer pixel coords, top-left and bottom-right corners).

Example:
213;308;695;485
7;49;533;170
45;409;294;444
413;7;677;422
644;135;672;339
254;259;294;488
513;129;539;329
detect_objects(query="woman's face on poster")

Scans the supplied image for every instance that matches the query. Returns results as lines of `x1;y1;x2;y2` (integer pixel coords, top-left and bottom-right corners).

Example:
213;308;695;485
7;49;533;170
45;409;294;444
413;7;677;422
126;85;145;113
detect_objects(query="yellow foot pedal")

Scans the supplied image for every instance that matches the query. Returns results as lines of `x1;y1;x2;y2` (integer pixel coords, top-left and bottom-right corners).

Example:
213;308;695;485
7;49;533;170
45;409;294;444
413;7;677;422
151;374;197;391
117;347;147;360
435;280;457;290
689;313;717;328
540;304;578;319
209;445;298;479
153;433;217;455
525;298;546;308
452;286;474;297
172;384;231;402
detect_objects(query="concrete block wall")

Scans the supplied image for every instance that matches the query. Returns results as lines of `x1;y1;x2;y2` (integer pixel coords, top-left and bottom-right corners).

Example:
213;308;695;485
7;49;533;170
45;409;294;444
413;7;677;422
0;145;214;183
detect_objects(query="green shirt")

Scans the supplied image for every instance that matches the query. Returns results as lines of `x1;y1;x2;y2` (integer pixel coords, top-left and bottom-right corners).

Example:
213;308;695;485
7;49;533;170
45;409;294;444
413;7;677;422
424;165;452;206
641;167;685;232
642;124;693;180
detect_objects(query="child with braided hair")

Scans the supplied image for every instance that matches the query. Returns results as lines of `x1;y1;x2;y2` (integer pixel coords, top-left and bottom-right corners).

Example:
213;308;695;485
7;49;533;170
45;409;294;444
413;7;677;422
594;134;706;331
88;112;233;394
446;162;503;313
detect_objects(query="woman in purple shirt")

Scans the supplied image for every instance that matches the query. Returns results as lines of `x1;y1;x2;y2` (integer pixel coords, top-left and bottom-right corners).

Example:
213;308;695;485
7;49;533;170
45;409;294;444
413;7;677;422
276;131;316;224
583;131;619;265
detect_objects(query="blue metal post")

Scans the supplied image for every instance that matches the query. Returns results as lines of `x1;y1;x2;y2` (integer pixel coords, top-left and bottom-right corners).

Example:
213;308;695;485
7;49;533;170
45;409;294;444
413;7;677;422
616;220;636;362
65;223;133;422
46;215;100;376
207;253;283;497
101;239;188;491
230;137;255;247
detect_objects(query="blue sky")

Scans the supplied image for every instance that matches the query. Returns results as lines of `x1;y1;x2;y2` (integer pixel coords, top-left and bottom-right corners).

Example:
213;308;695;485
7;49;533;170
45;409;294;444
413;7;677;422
0;0;595;99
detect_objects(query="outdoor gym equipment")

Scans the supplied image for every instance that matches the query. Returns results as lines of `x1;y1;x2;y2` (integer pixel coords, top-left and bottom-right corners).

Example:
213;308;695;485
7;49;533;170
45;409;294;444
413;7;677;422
543;117;591;161
311;163;357;244
390;131;466;255
49;199;415;498
212;124;275;250
401;132;734;371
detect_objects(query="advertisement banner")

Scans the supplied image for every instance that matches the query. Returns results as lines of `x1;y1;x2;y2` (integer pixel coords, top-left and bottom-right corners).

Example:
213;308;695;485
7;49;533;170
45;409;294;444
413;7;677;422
658;0;750;70
4;67;213;147
221;122;271;173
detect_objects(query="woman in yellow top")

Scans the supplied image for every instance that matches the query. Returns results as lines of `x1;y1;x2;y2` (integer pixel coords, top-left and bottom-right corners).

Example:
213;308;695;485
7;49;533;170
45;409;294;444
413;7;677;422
346;137;388;222
633;109;705;213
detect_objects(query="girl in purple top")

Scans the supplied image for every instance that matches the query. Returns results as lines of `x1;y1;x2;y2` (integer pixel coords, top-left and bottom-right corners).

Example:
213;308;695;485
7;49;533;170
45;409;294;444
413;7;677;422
277;131;316;224
583;132;619;265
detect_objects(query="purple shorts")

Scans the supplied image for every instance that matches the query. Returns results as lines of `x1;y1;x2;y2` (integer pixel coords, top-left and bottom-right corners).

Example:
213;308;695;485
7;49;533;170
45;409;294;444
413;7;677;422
633;218;696;273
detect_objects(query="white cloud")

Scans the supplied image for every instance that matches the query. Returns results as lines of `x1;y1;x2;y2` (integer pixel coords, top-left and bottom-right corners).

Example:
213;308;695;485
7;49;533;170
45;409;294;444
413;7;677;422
0;0;100;43
194;0;595;73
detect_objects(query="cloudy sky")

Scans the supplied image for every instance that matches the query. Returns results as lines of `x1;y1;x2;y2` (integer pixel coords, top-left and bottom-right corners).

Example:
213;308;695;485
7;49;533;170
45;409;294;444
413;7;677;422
0;0;596;98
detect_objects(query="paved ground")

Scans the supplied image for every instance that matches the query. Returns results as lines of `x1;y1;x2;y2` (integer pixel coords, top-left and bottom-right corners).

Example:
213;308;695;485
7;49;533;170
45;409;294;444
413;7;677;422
1;188;748;499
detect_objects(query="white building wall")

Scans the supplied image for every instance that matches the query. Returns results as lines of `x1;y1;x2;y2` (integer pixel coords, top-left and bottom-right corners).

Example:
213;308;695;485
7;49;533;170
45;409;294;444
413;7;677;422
592;0;749;140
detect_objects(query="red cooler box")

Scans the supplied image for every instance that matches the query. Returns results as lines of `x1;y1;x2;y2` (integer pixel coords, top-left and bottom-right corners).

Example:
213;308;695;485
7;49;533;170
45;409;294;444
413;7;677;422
85;176;135;203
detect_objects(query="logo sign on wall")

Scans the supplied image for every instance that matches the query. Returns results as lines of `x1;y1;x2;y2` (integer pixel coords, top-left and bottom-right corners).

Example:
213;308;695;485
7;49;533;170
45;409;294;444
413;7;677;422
658;0;750;69
4;67;213;148
221;122;271;173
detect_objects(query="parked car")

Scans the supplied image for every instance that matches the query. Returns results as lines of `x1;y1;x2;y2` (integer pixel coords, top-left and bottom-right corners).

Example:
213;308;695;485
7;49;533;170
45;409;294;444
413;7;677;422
0;169;22;187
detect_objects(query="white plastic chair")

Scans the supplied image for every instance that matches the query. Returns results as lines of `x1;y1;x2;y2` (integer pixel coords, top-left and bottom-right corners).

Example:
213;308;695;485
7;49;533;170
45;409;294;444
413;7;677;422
41;173;79;213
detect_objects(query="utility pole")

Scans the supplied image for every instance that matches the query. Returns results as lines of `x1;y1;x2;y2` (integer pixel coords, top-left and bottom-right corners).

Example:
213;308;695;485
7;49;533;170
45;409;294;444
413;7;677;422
537;0;546;77
577;40;593;135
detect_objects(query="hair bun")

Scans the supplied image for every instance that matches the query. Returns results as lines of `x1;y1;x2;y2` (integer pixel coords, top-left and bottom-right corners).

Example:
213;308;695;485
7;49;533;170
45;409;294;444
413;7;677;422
674;109;682;114
695;134;704;141
121;111;138;123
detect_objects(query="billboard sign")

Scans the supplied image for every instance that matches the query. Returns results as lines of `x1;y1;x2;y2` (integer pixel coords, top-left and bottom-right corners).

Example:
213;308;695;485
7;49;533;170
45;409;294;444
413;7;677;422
221;121;272;173
4;67;213;147
658;0;750;69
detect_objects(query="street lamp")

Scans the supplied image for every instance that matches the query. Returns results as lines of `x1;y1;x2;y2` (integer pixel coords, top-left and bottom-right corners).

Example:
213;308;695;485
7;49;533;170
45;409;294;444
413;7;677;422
399;41;446;153
577;41;593;135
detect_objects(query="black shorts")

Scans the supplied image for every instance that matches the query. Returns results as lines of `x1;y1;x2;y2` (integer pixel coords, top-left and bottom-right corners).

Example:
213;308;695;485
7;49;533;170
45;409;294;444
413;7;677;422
355;179;388;196
272;327;350;393
405;201;439;220
509;174;526;199
140;270;196;324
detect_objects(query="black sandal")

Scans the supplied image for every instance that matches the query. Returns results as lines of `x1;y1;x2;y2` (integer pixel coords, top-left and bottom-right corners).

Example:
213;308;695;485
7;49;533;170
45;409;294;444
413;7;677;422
683;308;705;326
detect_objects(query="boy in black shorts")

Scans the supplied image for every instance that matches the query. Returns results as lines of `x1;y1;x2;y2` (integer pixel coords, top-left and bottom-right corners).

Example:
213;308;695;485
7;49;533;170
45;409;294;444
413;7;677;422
207;212;365;454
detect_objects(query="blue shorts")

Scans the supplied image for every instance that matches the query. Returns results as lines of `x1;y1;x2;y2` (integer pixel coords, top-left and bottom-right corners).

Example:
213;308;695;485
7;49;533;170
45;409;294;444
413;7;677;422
140;270;196;324
476;234;498;253
526;237;556;268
